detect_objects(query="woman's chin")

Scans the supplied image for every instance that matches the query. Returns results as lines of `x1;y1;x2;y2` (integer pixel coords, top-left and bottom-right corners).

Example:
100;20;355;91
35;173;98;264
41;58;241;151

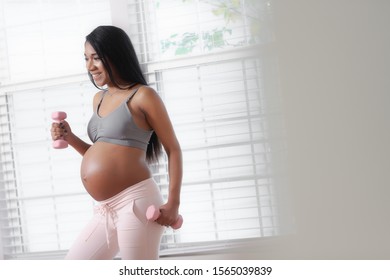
94;80;106;87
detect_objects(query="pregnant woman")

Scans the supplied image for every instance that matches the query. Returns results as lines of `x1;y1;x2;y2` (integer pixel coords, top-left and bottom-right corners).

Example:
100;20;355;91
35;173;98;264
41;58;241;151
51;25;182;260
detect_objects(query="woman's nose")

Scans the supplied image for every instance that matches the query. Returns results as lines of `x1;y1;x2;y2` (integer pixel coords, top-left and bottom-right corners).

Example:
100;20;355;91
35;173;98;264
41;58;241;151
86;59;94;70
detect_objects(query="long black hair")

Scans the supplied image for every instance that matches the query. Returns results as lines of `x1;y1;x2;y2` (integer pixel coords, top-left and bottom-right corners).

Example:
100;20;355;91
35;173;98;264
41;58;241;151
85;25;162;163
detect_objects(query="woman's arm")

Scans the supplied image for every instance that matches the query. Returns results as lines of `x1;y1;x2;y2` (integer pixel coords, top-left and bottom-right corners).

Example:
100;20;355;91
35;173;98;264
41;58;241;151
51;121;91;156
136;87;183;226
66;128;91;156
50;91;101;156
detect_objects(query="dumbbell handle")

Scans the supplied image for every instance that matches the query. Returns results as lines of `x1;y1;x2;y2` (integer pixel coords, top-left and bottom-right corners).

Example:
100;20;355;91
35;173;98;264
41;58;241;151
146;205;183;229
52;111;68;149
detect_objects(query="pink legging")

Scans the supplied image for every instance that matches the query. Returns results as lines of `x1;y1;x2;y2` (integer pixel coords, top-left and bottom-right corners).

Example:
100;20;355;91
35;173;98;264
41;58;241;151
65;178;165;260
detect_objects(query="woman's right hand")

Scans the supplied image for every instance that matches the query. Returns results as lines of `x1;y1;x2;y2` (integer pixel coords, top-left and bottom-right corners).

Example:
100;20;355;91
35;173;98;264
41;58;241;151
51;120;72;142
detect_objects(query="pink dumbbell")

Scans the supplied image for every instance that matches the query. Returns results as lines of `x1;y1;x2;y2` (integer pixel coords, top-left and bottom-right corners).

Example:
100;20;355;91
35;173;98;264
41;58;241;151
146;205;183;229
51;111;68;149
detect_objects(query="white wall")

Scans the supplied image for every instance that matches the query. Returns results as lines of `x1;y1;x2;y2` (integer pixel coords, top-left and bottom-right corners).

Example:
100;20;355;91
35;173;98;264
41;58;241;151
270;0;390;258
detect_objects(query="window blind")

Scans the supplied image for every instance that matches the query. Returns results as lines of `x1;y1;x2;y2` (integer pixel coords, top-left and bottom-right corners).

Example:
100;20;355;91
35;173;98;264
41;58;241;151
121;0;283;250
155;57;280;245
2;0;112;82
0;0;113;259
0;0;9;83
0;79;98;257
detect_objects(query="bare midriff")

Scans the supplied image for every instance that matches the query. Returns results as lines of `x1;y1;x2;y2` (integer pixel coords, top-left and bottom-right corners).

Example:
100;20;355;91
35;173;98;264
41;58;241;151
80;142;151;201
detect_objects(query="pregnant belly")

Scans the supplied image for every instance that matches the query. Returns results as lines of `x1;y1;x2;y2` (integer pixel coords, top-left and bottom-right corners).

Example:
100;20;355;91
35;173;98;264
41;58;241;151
80;142;150;201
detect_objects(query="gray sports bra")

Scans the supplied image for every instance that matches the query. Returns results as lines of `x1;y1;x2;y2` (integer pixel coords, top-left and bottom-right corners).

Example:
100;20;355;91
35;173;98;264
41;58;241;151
87;88;153;150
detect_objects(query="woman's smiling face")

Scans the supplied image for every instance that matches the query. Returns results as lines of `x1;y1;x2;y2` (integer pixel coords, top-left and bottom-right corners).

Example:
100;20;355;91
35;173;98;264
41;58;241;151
84;41;112;87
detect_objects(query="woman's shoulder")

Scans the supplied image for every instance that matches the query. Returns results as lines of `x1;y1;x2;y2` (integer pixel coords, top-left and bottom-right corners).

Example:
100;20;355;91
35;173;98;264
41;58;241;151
132;85;164;110
93;89;106;99
133;85;160;101
92;89;106;108
135;85;157;95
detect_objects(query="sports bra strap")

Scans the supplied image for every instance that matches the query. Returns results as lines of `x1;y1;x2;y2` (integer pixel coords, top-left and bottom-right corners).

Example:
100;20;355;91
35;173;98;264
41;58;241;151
97;90;106;113
125;86;142;102
97;86;142;112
